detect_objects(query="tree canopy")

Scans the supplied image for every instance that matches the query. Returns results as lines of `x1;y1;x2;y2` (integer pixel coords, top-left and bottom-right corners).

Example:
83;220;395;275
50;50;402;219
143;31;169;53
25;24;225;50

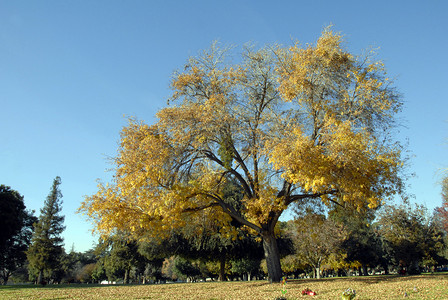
0;185;37;285
80;27;404;282
0;185;27;250
287;213;345;279
378;203;445;274
331;206;383;275
435;176;448;234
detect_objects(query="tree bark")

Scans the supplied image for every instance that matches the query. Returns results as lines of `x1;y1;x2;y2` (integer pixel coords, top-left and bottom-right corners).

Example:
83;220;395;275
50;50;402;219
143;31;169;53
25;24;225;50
409;260;421;275
382;263;389;275
124;269;129;284
362;265;369;276
1;270;10;285
37;269;43;285
262;230;282;283
218;254;226;281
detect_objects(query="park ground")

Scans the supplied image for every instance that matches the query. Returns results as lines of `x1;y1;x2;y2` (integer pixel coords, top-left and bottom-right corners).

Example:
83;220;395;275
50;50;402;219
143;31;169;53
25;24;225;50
1;274;447;299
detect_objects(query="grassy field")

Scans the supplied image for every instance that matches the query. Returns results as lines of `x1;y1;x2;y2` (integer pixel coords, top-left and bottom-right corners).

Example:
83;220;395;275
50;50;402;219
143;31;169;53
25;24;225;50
1;274;447;300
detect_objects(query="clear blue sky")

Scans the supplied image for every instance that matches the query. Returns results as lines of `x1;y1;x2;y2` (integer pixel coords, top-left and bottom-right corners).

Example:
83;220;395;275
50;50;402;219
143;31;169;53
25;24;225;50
1;0;447;252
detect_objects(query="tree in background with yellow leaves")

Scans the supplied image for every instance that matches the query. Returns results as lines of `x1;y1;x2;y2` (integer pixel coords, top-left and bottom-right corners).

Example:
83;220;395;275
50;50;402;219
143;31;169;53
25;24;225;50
80;27;404;282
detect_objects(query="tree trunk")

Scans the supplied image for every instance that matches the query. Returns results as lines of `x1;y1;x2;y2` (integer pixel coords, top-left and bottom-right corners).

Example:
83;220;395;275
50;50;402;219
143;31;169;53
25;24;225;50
409;260;420;275
37;269;43;285
218;254;226;281
362;265;369;276
124;269;129;284
1;271;10;285
381;262;389;275
315;267;321;279
262;230;282;283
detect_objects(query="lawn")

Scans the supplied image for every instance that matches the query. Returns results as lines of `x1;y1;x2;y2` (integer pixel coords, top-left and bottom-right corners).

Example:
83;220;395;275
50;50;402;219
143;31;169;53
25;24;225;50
1;274;447;299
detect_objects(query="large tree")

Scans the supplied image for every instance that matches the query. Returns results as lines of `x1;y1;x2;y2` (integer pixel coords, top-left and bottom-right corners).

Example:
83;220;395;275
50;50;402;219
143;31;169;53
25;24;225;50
27;176;66;284
0;185;37;285
80;28;403;282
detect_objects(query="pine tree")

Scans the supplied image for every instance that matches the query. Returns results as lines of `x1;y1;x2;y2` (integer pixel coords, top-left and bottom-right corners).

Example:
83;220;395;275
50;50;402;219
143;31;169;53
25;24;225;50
27;176;65;284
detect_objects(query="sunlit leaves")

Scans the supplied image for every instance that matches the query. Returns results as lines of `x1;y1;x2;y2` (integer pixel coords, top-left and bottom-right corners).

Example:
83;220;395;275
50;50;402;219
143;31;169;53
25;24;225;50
79;28;404;265
269;120;402;209
278;27;401;135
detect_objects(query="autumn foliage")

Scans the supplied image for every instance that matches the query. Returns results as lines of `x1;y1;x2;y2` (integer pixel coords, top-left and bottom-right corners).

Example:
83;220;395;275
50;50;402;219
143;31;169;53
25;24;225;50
80;27;404;282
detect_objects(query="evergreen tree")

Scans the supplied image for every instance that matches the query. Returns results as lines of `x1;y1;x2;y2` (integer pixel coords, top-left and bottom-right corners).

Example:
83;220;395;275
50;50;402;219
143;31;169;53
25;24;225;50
27;176;65;284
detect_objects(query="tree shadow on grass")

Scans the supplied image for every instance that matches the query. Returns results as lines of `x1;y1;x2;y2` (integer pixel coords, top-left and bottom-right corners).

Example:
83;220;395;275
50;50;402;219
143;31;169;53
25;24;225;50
2;274;446;291
287;273;447;286
0;283;125;291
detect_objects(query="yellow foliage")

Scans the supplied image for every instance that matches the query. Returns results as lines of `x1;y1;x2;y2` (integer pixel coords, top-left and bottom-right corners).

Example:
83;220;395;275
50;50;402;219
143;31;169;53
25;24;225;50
79;28;403;245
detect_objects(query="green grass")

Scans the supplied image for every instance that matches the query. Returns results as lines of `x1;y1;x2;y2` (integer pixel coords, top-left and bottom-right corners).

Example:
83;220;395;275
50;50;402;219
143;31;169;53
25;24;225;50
1;274;447;299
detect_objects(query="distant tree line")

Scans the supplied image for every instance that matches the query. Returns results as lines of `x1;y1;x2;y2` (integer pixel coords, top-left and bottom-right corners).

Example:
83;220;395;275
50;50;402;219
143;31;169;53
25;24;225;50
1;176;448;285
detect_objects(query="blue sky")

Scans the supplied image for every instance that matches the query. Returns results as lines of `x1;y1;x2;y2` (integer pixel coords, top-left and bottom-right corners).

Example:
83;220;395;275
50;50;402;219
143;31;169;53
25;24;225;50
1;1;447;252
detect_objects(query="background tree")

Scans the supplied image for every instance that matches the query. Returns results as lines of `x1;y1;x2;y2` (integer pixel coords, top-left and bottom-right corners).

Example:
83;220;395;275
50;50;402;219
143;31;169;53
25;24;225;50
91;243;108;283
60;248;97;283
161;256;178;281
172;257;201;282
0;185;37;285
175;179;264;281
230;257;262;281
287;213;346;279
136;237;168;283
27;176;65;284
370;222;395;275
435;176;448;234
280;254;305;277
329;205;382;276
0;185;26;250
377;203;444;274
434;177;448;267
139;214;264;282
76;263;96;283
93;235;147;284
80;28;404;282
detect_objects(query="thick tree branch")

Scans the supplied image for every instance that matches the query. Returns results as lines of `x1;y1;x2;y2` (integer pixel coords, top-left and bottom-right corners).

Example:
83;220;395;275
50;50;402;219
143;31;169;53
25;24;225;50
182;202;221;213
286;190;338;206
190;192;262;234
229;144;256;195
200;148;254;199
